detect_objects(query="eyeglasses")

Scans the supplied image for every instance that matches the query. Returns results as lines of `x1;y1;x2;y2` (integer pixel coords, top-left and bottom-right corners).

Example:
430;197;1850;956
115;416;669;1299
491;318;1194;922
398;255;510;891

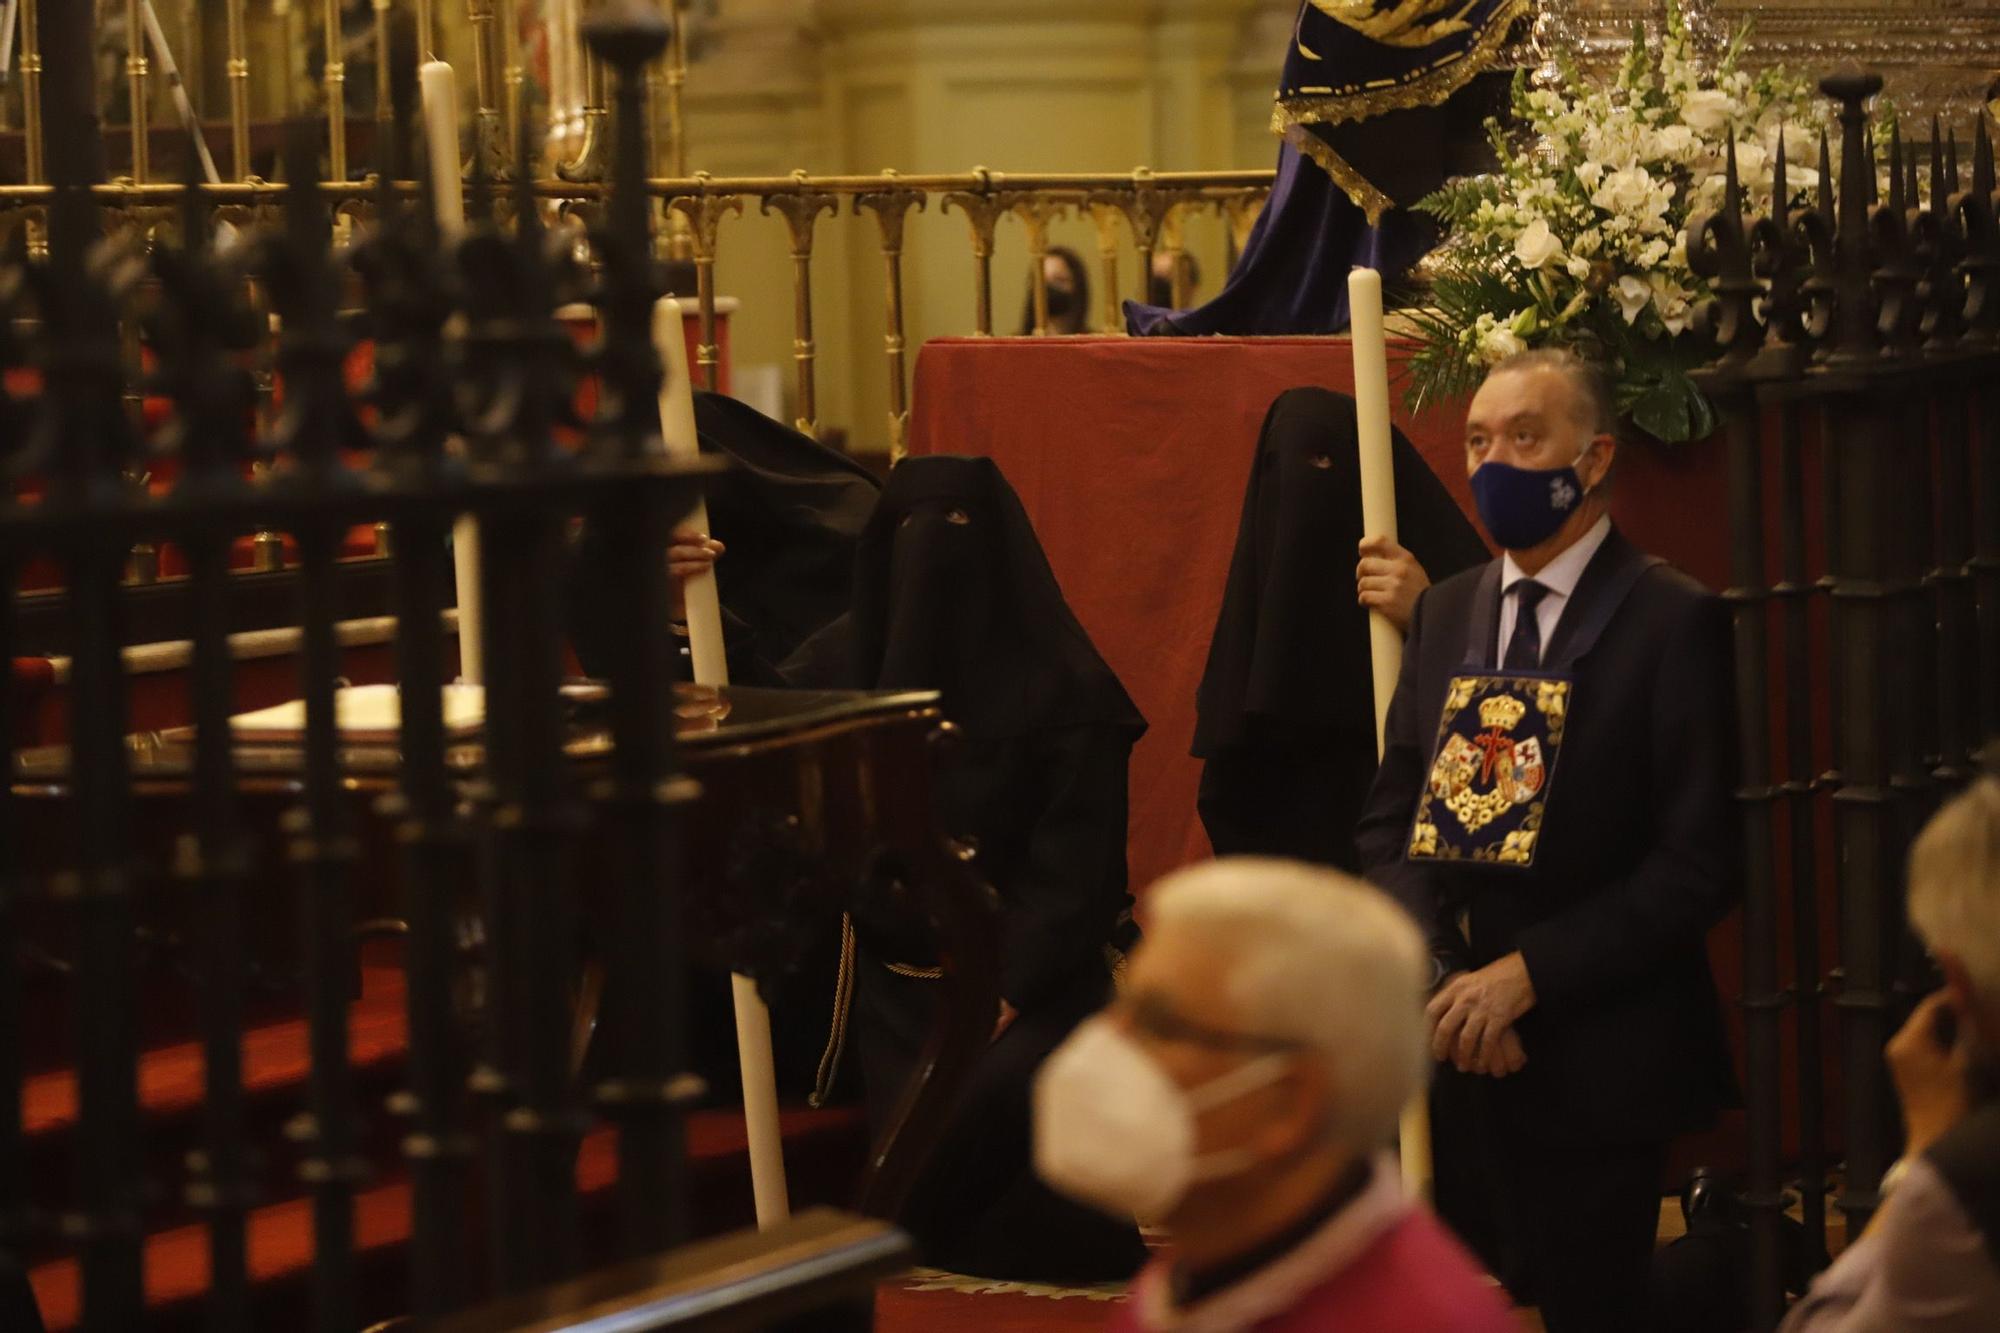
1122;992;1299;1054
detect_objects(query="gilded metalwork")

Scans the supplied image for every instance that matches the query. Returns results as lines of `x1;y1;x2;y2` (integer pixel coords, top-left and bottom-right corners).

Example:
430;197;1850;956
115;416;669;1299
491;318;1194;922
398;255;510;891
557;43;607;183
1000;193;1067;336
225;0;248;180
19;0;41;184
761;183;839;436
941;178;1011;337
322;0;345;182
125;0;150;183
1532;1;2000;126
855;182;927;461
1087;201;1124;334
467;0;504;177
666;182;744;392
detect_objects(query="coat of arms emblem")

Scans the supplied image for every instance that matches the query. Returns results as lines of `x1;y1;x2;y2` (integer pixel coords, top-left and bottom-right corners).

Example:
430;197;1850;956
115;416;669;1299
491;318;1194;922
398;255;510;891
1409;675;1569;867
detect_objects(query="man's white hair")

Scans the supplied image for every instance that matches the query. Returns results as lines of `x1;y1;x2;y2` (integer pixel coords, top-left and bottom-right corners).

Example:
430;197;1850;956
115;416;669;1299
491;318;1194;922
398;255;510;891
1146;856;1430;1151
1908;777;2000;998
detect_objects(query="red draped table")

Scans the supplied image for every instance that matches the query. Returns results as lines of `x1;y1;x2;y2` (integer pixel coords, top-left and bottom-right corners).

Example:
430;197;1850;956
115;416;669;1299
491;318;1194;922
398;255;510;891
908;336;1731;893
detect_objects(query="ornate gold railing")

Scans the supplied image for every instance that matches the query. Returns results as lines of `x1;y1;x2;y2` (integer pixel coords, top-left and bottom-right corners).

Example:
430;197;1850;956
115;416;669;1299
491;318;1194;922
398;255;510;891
0;167;1273;456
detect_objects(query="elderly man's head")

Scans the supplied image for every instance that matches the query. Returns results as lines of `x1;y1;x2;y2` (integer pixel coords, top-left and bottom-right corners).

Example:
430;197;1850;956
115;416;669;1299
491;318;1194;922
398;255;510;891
1909;777;2000;1044
1034;858;1428;1227
1463;348;1619;558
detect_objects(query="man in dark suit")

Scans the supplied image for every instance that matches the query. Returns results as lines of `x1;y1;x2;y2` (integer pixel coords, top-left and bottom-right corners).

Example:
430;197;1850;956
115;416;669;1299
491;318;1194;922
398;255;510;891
1356;348;1740;1333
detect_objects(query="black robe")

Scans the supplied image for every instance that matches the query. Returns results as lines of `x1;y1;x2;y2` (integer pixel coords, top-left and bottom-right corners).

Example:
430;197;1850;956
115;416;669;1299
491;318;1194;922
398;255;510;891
568;391;881;686
784;455;1150;1282
1193;386;1489;870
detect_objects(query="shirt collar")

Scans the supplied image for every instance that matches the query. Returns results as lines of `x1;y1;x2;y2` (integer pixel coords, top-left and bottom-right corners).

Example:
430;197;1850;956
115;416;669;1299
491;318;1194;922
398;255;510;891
1133;1154;1409;1333
1500;514;1612;601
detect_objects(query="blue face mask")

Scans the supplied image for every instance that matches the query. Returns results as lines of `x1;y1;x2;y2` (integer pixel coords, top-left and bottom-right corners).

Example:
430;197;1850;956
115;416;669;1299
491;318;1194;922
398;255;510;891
1469;452;1591;552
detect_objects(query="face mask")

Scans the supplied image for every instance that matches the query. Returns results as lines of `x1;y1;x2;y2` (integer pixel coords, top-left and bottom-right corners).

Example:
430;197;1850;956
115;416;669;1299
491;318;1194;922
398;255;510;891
1032;1016;1291;1221
1469;442;1596;551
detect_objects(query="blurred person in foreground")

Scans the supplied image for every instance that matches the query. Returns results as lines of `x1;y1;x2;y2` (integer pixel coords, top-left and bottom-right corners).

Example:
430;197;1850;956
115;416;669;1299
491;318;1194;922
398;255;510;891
1033;857;1515;1332
1780;777;2000;1331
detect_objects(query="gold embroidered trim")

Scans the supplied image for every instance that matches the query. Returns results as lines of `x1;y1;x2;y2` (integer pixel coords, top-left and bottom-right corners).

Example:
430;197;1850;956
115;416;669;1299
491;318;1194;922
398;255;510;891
809;913;857;1109
1274;0;1526;131
885;961;944;980
1284;125;1395;227
1272;0;1526;214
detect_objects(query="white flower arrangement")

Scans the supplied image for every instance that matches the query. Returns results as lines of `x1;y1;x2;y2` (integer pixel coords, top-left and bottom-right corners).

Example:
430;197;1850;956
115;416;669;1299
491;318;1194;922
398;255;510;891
1405;0;1824;442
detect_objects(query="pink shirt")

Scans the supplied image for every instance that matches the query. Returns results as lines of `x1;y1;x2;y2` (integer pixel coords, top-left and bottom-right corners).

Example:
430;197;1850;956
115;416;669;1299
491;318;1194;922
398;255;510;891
1108;1155;1516;1333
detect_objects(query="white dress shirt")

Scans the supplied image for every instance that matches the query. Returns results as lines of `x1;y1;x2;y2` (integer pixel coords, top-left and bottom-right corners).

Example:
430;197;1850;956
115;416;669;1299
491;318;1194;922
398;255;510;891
1495;515;1612;667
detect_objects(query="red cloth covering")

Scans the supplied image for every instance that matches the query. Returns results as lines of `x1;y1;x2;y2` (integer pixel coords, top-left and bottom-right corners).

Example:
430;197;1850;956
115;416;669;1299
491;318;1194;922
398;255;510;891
908;336;1730;893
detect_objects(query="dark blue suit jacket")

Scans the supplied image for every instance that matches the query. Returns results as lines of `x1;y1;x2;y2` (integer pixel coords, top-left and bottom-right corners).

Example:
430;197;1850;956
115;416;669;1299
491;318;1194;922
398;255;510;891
1357;526;1741;1145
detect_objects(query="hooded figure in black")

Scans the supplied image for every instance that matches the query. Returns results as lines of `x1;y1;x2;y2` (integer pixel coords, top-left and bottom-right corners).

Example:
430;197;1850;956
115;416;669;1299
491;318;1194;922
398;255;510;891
784;455;1150;1283
1193;387;1489;870
568;390;881;686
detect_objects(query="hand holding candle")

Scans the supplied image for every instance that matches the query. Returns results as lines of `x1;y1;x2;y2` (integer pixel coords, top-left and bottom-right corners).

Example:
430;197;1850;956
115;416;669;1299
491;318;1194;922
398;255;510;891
1348;266;1433;1200
1347;267;1400;754
652;296;790;1230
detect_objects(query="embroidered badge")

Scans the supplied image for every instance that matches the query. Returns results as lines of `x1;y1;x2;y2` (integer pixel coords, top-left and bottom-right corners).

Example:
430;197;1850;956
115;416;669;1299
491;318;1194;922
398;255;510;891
1408;675;1569;867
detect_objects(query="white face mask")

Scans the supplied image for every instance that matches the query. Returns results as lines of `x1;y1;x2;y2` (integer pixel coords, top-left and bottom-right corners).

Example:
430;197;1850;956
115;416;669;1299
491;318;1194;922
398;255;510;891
1032;1015;1291;1222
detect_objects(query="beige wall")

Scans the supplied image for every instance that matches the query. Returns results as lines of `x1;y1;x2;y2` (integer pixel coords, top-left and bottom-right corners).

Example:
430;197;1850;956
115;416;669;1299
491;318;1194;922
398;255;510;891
683;0;1296;456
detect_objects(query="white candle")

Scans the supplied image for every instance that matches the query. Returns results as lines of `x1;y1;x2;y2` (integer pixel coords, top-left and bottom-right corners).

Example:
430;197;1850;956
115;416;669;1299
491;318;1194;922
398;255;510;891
653;297;791;1229
1348;267;1399;753
1349;266;1432;1199
420;62;468;242
652;298;728;687
421;60;483;684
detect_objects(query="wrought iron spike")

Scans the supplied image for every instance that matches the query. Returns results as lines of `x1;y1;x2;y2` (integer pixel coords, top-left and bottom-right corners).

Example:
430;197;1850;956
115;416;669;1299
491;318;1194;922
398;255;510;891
1934;118;1950;214
1889;123;1906;214
1975;115;1995;200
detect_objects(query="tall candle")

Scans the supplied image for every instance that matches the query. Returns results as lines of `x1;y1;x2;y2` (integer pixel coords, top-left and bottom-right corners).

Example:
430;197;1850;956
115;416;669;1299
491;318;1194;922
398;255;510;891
1349;266;1432;1199
653;298;727;687
421;60;483;684
653;297;791;1229
1348;266;1399;753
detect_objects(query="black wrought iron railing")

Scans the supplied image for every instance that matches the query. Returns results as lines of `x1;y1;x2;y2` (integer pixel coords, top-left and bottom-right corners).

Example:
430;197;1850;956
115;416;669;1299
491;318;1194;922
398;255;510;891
1;2;716;1329
1688;72;2000;1330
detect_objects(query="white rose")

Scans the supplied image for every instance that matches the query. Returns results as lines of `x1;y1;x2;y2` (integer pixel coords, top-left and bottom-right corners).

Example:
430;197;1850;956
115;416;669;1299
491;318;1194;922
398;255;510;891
1593;167;1658;218
1614;274;1653;324
1681;89;1740;135
1651;125;1697;161
1514;218;1565;270
1479;323;1527;364
1575;161;1605;189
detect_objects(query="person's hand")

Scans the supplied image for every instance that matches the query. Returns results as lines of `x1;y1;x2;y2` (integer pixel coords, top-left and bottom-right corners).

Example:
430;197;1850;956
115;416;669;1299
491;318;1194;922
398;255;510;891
1478;1027;1528;1078
1427;953;1537;1075
993;999;1020;1043
669;530;725;620
1887;990;1973;1157
1356;535;1430;636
